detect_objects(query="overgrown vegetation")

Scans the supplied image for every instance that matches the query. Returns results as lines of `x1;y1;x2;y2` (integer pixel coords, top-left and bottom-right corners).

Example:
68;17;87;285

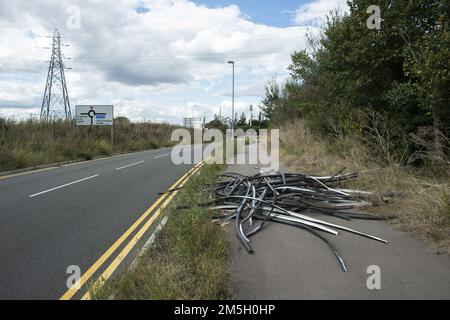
260;1;450;252
91;163;231;300
281;120;450;253
0;116;178;171
261;0;449;164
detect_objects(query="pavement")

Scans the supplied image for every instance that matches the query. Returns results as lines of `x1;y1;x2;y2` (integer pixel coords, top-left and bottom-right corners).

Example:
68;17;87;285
226;160;450;300
0;146;201;300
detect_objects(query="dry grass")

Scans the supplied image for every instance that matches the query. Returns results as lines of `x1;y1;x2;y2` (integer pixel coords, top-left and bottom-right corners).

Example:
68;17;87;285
0;117;178;171
280;119;450;254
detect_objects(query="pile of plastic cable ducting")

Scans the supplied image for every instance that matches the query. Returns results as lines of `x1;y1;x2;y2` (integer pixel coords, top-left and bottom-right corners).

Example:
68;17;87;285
203;171;388;272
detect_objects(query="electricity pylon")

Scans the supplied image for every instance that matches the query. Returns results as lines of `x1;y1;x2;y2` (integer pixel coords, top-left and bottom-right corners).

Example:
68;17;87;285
40;29;71;120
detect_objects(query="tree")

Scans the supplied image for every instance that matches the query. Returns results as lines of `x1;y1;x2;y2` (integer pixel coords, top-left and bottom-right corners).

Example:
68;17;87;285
236;112;247;128
115;116;131;126
403;1;450;156
260;77;302;125
262;0;449;160
206;116;229;132
260;78;281;122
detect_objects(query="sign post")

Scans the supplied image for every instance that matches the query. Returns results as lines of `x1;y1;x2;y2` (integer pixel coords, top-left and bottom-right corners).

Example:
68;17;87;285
111;123;114;149
75;105;115;148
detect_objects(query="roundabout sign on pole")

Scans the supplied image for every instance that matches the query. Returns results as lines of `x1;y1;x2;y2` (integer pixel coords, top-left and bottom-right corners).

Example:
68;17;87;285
75;105;115;147
75;105;114;126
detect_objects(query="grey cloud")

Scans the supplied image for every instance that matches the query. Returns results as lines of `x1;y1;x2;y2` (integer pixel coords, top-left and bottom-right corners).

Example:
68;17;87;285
0;99;40;109
0;59;44;74
104;65;192;86
221;82;265;97
0;0;310;122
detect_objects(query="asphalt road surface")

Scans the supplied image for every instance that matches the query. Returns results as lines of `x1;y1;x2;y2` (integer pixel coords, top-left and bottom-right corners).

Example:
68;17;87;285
0;147;200;299
226;159;450;300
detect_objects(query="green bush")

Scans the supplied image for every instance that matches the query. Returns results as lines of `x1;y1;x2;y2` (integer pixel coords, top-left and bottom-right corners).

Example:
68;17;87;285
95;140;113;156
261;0;450;163
77;152;93;161
8;149;47;170
146;141;158;149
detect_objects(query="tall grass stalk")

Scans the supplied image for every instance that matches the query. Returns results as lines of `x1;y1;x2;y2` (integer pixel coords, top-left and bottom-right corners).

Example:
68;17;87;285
281;119;450;253
0;117;178;171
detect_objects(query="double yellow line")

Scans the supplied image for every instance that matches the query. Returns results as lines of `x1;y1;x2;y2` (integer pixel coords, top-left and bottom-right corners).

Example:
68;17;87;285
60;160;207;300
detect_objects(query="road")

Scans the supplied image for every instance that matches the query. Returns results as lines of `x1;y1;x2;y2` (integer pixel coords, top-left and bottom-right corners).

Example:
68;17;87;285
226;155;450;300
0;147;200;300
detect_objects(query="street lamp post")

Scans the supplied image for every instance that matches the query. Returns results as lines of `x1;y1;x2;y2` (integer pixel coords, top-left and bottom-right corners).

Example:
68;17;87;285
227;60;235;129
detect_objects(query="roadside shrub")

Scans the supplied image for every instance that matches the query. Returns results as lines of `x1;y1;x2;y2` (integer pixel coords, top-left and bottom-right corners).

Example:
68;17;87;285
10;149;46;169
77;152;93;161
95;140;113;156
146;141;158;149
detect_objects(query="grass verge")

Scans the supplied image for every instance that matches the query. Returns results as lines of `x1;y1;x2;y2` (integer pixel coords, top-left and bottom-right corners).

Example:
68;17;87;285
0;117;178;172
280;119;450;254
91;163;231;300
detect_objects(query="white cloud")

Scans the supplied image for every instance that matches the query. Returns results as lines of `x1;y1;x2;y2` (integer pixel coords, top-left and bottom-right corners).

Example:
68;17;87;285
0;0;317;123
294;0;349;26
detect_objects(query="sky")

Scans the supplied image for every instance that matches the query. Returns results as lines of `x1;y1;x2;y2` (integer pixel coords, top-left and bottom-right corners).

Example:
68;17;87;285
0;0;348;124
